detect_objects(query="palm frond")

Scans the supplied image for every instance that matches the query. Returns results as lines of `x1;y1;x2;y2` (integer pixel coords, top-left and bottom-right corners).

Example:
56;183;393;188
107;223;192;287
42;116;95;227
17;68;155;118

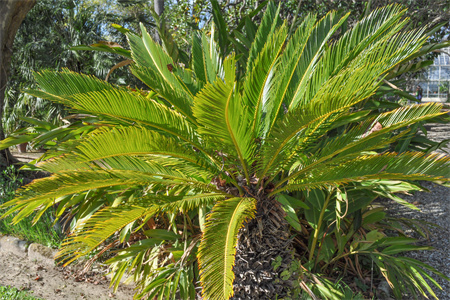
139;193;227;213
198;197;257;300
130;65;196;123
259;25;428;178
193;76;254;179
325;103;445;160
129;24;195;100
310;5;407;97
265;11;349;135
76;126;218;173
203;26;224;83
283;102;445;178
0;169;219;223
245;1;281;75
261;14;316;137
26;69;118;106
242;22;287;135
57;205;153;265
36;154;95;173
192;32;208;85
69;88;199;145
273;152;450;195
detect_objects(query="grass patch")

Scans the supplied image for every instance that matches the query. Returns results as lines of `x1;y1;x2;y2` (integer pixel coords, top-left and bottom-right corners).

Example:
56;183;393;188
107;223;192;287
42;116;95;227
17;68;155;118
0;285;44;300
0;166;62;248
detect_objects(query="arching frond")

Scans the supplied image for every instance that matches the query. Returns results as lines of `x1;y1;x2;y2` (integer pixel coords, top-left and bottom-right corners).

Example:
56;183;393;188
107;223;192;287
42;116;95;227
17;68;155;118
57;205;154;265
280;102;445;179
317;103;445;161
129;24;195;100
242;22;287;135
245;1;281;75
259;25;428;178
193;77;254;180
307;5;408;101
0;169;219;223
139;193;227;213
27;69;119;106
36;154;96;173
131;65;196;123
272;152;450;195
264;11;349;135
198;197;257;300
71;89;198;144
76;126;218;173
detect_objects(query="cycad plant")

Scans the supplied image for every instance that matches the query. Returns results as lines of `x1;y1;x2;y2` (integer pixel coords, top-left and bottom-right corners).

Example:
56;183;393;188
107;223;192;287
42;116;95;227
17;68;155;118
2;3;450;300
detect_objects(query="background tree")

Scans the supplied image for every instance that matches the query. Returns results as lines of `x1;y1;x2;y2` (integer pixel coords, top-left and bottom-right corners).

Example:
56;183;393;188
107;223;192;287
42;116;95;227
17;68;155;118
0;0;35;167
2;0;151;146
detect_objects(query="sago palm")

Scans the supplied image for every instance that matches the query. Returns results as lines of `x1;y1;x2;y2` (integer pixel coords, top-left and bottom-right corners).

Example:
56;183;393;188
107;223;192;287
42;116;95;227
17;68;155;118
2;3;449;299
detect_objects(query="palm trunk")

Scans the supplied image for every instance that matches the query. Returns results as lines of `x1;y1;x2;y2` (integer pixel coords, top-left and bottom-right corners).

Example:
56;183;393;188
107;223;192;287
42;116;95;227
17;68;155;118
231;196;298;299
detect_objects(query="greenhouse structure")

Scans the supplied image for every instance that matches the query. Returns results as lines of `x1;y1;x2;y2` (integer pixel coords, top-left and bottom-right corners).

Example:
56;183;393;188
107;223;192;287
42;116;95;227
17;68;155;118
416;46;450;103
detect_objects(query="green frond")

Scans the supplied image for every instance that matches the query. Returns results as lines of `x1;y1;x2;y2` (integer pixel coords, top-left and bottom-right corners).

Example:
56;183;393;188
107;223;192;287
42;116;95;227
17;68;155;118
128;156;215;181
57;205;154;265
266;11;349;133
281;102;445;179
27;69;118;106
309;5;407;98
192;32;208;85
205;26;224;83
130;24;194;99
273;152;450;195
223;53;236;85
191;25;225;86
198;197;257;300
260;103;345;178
246;1;281;75
261;14;316;138
76;126;218;173
36;154;96;173
37;151;216;189
193;78;254;179
0;169;218;223
140;193;227;213
259;26;428;178
130;64;196;123
370;254;448;299
242;22;287;134
328;103;445;159
296;20;425;111
68;88;198;145
26;70;199;146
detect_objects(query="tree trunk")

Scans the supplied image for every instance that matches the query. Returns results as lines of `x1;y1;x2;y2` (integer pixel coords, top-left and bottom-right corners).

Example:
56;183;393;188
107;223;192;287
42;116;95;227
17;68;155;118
0;0;35;167
154;0;164;16
231;196;298;299
153;0;164;44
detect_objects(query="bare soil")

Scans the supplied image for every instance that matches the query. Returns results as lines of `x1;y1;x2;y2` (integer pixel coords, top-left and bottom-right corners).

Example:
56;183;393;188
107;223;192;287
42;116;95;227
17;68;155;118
0;251;135;299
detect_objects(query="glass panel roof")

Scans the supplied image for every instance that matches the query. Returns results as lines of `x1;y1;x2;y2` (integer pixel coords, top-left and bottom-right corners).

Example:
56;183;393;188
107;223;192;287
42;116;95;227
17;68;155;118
415;47;450;100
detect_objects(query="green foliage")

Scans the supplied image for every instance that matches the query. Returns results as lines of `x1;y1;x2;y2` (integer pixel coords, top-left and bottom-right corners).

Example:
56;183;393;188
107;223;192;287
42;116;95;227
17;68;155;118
0;166;62;248
0;285;43;300
3;0;147;136
1;2;449;300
